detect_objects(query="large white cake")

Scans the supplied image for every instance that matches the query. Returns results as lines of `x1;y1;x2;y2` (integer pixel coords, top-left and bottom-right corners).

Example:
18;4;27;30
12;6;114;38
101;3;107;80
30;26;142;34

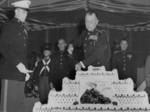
33;66;150;112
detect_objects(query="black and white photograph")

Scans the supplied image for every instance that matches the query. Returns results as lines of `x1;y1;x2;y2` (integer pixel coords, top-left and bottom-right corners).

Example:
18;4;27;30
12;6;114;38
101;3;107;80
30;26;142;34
0;0;150;112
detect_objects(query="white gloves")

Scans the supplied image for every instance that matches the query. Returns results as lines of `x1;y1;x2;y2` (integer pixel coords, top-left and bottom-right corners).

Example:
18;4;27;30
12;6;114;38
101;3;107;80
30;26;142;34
75;62;82;71
67;44;74;55
16;63;33;81
25;73;30;81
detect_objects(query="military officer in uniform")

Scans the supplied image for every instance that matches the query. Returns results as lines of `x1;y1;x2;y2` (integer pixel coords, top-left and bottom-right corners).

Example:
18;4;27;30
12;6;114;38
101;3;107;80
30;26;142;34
71;10;108;71
50;39;75;91
0;0;32;111
112;39;136;84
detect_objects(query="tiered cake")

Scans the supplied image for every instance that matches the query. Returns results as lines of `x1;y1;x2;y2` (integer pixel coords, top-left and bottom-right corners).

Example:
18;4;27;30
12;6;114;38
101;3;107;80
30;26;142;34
33;66;150;112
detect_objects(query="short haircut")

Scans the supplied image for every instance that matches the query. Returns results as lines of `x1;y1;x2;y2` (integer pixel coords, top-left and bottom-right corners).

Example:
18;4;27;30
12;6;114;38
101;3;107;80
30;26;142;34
86;9;98;18
57;38;66;45
120;38;128;44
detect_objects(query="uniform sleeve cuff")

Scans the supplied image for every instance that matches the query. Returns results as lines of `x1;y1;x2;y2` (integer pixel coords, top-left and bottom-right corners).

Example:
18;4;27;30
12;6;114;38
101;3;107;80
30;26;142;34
80;61;85;68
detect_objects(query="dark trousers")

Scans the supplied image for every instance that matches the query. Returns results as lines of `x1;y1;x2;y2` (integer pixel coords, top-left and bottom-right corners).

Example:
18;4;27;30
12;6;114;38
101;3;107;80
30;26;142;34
39;76;50;104
53;78;62;91
0;79;25;112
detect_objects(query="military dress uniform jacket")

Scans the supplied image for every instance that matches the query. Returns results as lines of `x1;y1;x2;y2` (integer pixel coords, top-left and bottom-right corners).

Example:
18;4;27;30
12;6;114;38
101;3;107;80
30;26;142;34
112;51;136;83
50;51;75;79
0;18;28;81
50;51;75;91
75;29;108;67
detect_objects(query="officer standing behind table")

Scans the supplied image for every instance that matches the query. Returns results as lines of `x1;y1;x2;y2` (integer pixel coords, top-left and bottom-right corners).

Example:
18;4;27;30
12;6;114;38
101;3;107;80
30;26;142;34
70;10;108;71
0;0;32;112
112;39;136;84
50;39;75;91
32;43;53;104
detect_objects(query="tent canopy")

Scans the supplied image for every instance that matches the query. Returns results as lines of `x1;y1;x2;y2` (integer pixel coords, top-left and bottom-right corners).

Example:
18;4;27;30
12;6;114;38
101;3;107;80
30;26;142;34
0;0;150;31
0;0;150;68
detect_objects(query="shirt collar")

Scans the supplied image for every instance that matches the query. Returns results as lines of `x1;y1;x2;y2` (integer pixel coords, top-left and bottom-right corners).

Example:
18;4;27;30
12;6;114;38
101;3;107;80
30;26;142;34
87;28;97;35
121;50;126;54
13;17;24;24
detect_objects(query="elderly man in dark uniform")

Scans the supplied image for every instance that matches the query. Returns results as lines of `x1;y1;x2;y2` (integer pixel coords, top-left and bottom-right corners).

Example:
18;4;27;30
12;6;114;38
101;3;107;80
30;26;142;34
50;39;75;91
112;39;136;84
0;0;32;111
71;10;108;71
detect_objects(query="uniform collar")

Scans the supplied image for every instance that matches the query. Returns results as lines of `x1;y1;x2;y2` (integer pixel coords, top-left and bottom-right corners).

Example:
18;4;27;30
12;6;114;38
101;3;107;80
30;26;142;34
13;18;26;28
12;17;24;24
44;57;50;62
121;50;126;54
59;49;66;53
87;28;97;35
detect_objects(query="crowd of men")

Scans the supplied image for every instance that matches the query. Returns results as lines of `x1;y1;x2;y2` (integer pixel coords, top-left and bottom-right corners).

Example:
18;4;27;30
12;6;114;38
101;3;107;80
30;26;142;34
27;10;137;104
31;39;75;104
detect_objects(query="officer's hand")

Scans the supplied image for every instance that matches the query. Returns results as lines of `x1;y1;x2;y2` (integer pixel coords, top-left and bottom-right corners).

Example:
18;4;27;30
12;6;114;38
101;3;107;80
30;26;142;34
67;44;74;55
50;82;54;89
34;86;38;91
51;88;56;91
25;73;30;81
75;63;82;71
16;63;33;74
